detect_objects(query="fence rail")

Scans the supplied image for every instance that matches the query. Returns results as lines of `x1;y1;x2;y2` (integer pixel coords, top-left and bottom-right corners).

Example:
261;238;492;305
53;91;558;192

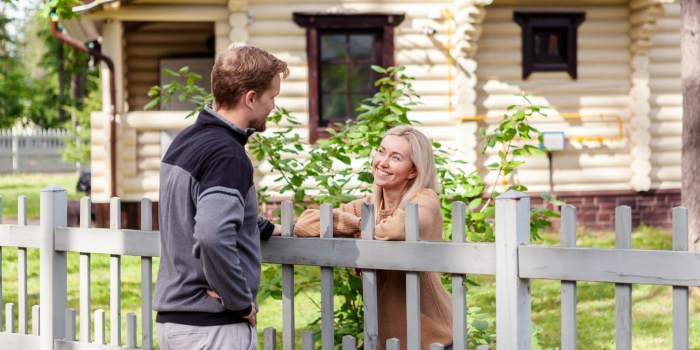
0;187;695;350
0;128;78;173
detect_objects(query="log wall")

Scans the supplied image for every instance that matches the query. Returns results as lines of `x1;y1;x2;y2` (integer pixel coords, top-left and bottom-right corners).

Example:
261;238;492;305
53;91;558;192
474;4;633;193
649;2;682;189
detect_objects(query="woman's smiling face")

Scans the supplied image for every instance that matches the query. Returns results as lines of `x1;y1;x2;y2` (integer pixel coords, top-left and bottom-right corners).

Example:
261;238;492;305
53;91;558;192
372;135;417;190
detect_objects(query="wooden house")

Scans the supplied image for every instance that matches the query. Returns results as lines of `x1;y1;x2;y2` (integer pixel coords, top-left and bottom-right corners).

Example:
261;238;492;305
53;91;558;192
70;0;682;229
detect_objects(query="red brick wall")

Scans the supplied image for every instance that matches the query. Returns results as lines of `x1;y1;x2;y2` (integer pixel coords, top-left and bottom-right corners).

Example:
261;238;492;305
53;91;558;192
82;189;680;231
531;189;681;231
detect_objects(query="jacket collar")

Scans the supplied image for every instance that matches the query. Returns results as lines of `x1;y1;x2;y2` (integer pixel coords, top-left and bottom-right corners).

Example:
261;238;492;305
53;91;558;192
196;106;256;145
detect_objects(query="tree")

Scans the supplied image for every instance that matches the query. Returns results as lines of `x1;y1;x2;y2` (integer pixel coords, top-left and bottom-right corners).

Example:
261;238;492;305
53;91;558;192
0;0;30;128
682;0;700;251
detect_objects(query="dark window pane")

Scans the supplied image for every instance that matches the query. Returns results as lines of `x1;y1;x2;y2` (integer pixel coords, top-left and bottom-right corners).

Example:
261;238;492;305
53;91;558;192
321;94;349;125
350;94;372;118
533;28;567;62
349;65;373;93
349;34;374;60
321;34;348;62
321;64;348;93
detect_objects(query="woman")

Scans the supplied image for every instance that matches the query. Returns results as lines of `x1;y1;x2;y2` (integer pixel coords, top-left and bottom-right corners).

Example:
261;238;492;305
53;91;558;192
294;125;453;350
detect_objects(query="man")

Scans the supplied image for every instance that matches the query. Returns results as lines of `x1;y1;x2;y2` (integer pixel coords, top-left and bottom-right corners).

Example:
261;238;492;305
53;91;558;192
154;46;288;350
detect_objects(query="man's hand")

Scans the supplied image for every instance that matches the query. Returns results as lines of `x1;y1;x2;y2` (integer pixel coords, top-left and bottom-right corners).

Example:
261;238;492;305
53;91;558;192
206;289;221;300
207;290;256;326
244;303;257;326
272;224;282;236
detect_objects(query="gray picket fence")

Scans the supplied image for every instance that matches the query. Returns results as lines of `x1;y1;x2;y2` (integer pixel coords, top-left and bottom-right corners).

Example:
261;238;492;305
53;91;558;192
0;187;696;350
0;128;78;173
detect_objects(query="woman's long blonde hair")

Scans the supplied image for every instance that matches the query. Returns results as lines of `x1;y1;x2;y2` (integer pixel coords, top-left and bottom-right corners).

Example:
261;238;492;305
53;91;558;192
372;125;440;213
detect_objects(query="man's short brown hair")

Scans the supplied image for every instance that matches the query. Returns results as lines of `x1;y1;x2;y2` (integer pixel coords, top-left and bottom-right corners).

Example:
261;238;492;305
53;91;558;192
211;46;289;109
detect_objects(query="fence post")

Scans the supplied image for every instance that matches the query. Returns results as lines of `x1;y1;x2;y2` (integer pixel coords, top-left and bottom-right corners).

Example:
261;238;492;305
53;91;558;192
281;201;295;350
615;206;632;350
361;203;379;350
40;186;68;350
672;207;689;350
560;205;577;350
495;190;531;350
11;129;18;173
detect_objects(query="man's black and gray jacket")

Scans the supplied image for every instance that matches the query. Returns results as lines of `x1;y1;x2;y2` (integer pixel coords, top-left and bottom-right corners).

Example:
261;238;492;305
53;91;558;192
154;106;274;326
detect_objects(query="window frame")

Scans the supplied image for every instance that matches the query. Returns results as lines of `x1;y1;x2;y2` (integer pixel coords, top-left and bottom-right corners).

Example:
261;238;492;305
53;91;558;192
513;11;585;80
293;12;405;143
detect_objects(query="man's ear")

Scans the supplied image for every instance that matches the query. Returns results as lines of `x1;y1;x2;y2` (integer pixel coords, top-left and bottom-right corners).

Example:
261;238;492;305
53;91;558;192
244;90;257;109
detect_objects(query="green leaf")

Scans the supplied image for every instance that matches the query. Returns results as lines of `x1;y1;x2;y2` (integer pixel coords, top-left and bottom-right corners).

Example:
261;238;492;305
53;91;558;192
144;98;160;111
468;197;483;210
335;154;352;165
370;65;386;73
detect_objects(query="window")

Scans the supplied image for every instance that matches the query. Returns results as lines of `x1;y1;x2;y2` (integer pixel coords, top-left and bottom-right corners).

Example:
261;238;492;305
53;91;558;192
513;12;585;80
293;13;405;142
319;32;380;128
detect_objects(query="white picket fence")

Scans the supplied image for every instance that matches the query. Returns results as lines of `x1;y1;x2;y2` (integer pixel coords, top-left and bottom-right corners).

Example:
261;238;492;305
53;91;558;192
0;187;697;350
0;128;78;173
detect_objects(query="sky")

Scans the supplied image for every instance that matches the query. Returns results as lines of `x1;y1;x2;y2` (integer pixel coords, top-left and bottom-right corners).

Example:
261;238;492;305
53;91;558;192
3;0;42;42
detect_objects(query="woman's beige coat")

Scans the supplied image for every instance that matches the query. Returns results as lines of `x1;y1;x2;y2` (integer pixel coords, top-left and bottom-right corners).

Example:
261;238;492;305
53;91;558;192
294;188;453;350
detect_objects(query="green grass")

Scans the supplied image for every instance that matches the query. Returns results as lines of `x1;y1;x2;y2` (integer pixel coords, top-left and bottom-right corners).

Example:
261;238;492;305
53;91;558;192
0;172;81;221
466;225;700;349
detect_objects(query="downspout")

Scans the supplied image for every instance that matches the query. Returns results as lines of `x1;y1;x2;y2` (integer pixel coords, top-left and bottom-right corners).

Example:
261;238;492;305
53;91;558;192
50;11;118;198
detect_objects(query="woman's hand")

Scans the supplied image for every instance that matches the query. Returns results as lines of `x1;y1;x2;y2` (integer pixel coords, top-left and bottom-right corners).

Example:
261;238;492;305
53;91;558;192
272;224;282;236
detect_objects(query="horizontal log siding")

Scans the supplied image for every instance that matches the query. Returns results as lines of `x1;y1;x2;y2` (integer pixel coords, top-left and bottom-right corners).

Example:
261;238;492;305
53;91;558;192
649;2;682;189
475;5;632;193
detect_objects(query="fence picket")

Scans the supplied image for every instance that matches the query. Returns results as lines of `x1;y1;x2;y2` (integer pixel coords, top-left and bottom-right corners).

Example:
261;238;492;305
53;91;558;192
361;203;379;350
405;202;421;350
342;335;356;350
126;312;137;348
140;198;153;350
17;195;27;334
281;201;295;350
0;127;77;173
302;331;315;350
319;204;334;350
560;204;577;350
109;197;122;346
79;197;91;343
65;308;76;341
32;305;39;335
495;191;531;349
264;327;277;350
95;309;105;345
40;186;68;349
615;205;632;350
451;201;467;350
672;207;689;350
6;303;14;333
386;338;400;350
430;343;444;350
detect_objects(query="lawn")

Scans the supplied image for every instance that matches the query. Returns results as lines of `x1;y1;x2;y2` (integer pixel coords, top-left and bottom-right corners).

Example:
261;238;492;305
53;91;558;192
1;173;699;349
0;172;82;221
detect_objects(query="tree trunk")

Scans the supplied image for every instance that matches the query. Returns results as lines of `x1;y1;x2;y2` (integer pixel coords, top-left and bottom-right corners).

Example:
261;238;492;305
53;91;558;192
57;43;66;123
682;0;700;251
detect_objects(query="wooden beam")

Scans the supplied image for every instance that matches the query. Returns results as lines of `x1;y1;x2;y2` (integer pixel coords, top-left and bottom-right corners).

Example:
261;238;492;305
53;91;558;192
87;5;228;21
520;246;700;286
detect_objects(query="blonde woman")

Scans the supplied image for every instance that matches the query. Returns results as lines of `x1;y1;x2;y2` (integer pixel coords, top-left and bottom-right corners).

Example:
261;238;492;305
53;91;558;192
295;125;453;350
